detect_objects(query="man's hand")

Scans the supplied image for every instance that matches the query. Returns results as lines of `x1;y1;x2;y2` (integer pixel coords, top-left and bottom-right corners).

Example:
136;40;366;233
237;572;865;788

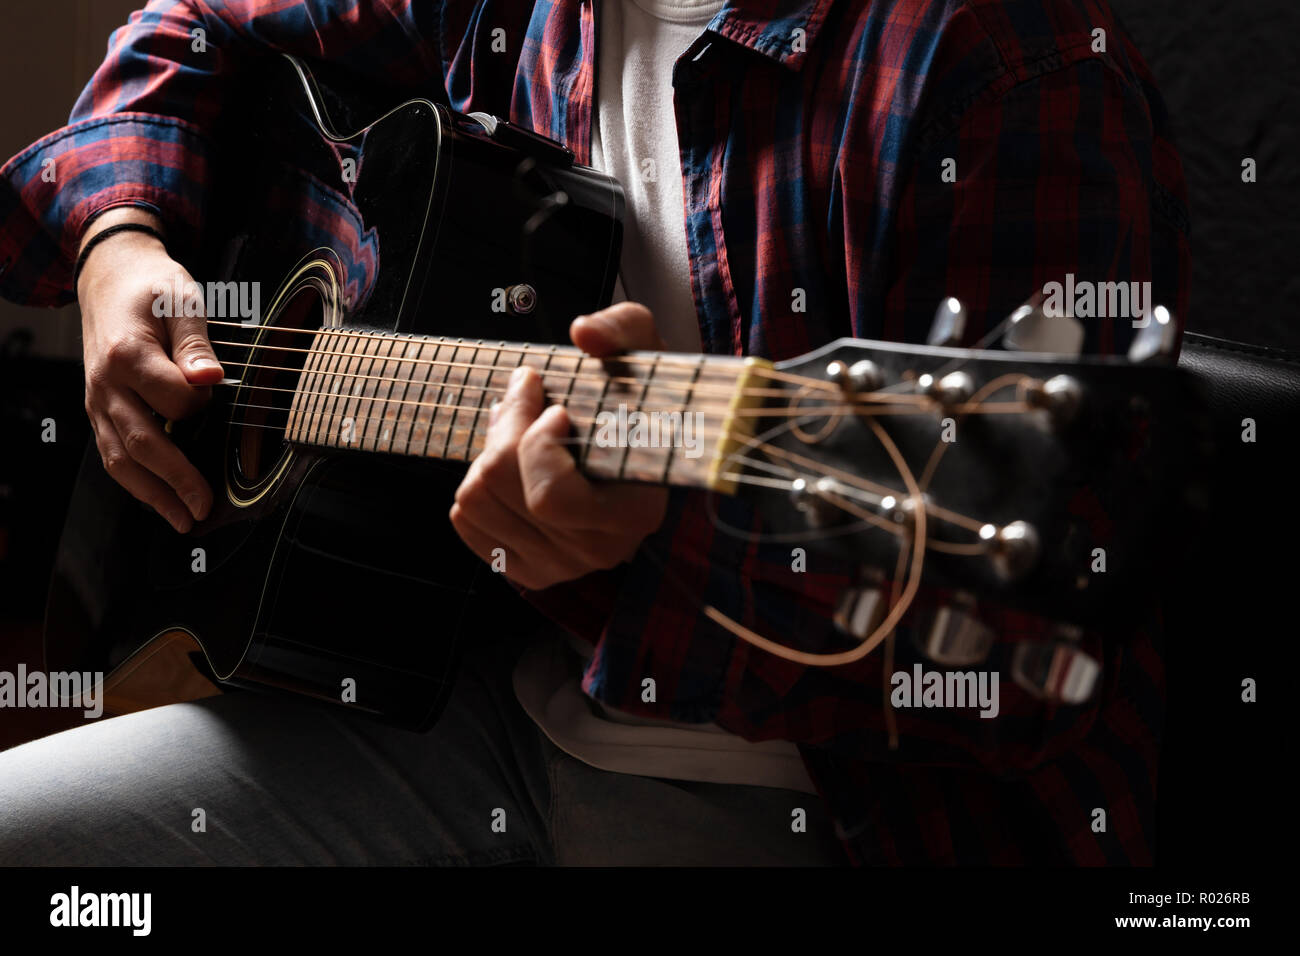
77;209;224;533
450;302;671;590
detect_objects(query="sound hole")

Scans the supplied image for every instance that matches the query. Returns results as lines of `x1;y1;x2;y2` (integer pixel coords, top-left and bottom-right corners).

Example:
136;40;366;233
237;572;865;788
231;286;325;493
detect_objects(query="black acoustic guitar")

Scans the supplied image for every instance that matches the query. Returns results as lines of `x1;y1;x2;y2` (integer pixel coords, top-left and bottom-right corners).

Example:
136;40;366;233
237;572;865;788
43;55;1204;730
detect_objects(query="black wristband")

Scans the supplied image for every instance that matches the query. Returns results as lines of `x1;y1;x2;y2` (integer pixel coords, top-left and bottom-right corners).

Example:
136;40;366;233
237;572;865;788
73;222;167;294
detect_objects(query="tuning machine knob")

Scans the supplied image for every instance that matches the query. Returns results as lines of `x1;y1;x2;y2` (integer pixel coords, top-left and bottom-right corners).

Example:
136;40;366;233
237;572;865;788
791;476;844;528
827;358;885;393
911;592;995;666
979;520;1039;581
833;568;887;642
1002;297;1085;356
1010;631;1100;704
877;493;927;531
1024;374;1083;427
1128;305;1178;364
917;370;974;406
928;297;968;347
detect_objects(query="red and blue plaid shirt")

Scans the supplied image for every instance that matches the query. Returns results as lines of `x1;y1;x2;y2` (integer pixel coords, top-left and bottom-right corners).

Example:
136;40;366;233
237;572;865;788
0;0;1190;864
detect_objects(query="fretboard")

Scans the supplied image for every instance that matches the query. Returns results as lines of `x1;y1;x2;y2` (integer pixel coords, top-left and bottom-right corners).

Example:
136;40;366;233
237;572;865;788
282;328;768;491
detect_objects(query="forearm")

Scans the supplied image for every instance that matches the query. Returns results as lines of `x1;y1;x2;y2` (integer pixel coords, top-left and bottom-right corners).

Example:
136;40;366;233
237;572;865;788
1;0;442;307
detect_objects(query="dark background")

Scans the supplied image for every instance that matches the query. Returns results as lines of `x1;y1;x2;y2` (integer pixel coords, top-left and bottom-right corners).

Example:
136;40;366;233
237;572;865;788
0;0;1292;866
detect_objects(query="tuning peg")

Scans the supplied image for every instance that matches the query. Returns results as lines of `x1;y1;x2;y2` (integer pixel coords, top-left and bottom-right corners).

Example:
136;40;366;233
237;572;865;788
827;358;885;393
1010;635;1100;705
1127;305;1178;364
833;569;887;642
917;370;974;405
928;297;967;347
877;492;928;531
911;592;995;666
791;476;843;528
1024;374;1083;427
1002;296;1084;356
979;520;1039;581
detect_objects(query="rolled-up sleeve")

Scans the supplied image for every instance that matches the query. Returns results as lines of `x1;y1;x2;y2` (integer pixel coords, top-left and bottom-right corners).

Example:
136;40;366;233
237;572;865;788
0;0;441;307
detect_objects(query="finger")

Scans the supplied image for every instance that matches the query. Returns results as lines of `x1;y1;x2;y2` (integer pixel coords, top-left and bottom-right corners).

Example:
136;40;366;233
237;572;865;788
517;404;669;532
130;346;212;421
448;502;583;590
93;416;194;533
570;302;666;356
465;366;547;516
105;393;212;520
485;365;546;448
463;405;639;570
162;287;224;385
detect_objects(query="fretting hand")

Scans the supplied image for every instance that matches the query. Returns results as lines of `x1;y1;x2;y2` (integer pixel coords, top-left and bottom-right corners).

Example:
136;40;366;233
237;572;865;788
449;303;671;590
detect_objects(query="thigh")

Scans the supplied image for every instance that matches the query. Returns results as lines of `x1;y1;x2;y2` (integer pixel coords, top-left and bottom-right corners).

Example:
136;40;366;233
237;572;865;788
544;747;847;866
0;636;553;866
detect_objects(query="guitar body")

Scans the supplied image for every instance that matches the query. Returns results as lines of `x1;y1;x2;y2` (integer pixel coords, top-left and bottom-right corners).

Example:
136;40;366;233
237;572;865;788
44;55;624;729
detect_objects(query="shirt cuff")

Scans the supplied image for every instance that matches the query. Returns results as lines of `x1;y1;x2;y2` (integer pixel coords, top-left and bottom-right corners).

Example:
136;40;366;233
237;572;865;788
0;113;210;306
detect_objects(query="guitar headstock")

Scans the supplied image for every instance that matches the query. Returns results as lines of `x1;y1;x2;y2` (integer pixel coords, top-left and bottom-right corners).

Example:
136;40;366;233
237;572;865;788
720;309;1205;632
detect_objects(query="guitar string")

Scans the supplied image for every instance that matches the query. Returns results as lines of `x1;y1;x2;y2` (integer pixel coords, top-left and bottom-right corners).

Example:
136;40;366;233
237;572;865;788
198;314;1027;669
206;302;1027;402
208;356;1031;426
698;410;929;667
221;412;997;547
915;373;1031;493
207;338;792;402
223;385;997;673
693;384;1009;668
206;339;951;410
702;410;990;550
206;312;1012;669
201;318;885;396
213;380;1030;431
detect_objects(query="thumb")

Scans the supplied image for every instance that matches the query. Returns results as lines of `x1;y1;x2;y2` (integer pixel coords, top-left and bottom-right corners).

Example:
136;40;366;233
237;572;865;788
163;275;224;385
570;302;666;357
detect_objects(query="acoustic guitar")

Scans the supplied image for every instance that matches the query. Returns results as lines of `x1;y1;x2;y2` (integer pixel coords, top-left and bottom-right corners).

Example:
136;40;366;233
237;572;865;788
43;54;1204;730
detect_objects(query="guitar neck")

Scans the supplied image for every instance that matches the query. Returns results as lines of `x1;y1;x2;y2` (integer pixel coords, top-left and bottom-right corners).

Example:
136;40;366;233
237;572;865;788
283;327;770;492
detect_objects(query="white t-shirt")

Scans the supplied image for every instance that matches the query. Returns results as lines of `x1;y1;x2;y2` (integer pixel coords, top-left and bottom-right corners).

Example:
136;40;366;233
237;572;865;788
589;0;713;353
512;0;815;794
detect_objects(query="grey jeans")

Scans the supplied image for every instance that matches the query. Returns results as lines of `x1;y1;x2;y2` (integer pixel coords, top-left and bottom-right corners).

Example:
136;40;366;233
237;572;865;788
0;634;845;866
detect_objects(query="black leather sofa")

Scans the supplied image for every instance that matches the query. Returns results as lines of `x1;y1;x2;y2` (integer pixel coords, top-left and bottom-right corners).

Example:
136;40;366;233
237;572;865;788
1159;333;1297;865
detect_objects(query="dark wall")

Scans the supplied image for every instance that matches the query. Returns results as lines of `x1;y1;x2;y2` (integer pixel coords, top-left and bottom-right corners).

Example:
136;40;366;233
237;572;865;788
1112;0;1299;349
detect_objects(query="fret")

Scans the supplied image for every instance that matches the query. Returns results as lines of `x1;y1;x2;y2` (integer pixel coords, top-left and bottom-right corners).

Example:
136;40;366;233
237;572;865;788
362;333;402;452
310;330;349;447
624;355;699;486
559;347;581;407
283;331;760;494
574;354;618;478
661;355;707;485
377;335;410;455
456;340;492;459
467;344;530;461
617;353;659;481
352;331;390;451
542;348;582;420
426;339;466;459
337;330;378;449
412;338;447;458
328;331;366;447
401;336;438;455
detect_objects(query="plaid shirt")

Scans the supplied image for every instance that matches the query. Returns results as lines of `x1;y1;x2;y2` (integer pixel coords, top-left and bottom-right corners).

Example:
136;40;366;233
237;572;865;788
0;0;1190;864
